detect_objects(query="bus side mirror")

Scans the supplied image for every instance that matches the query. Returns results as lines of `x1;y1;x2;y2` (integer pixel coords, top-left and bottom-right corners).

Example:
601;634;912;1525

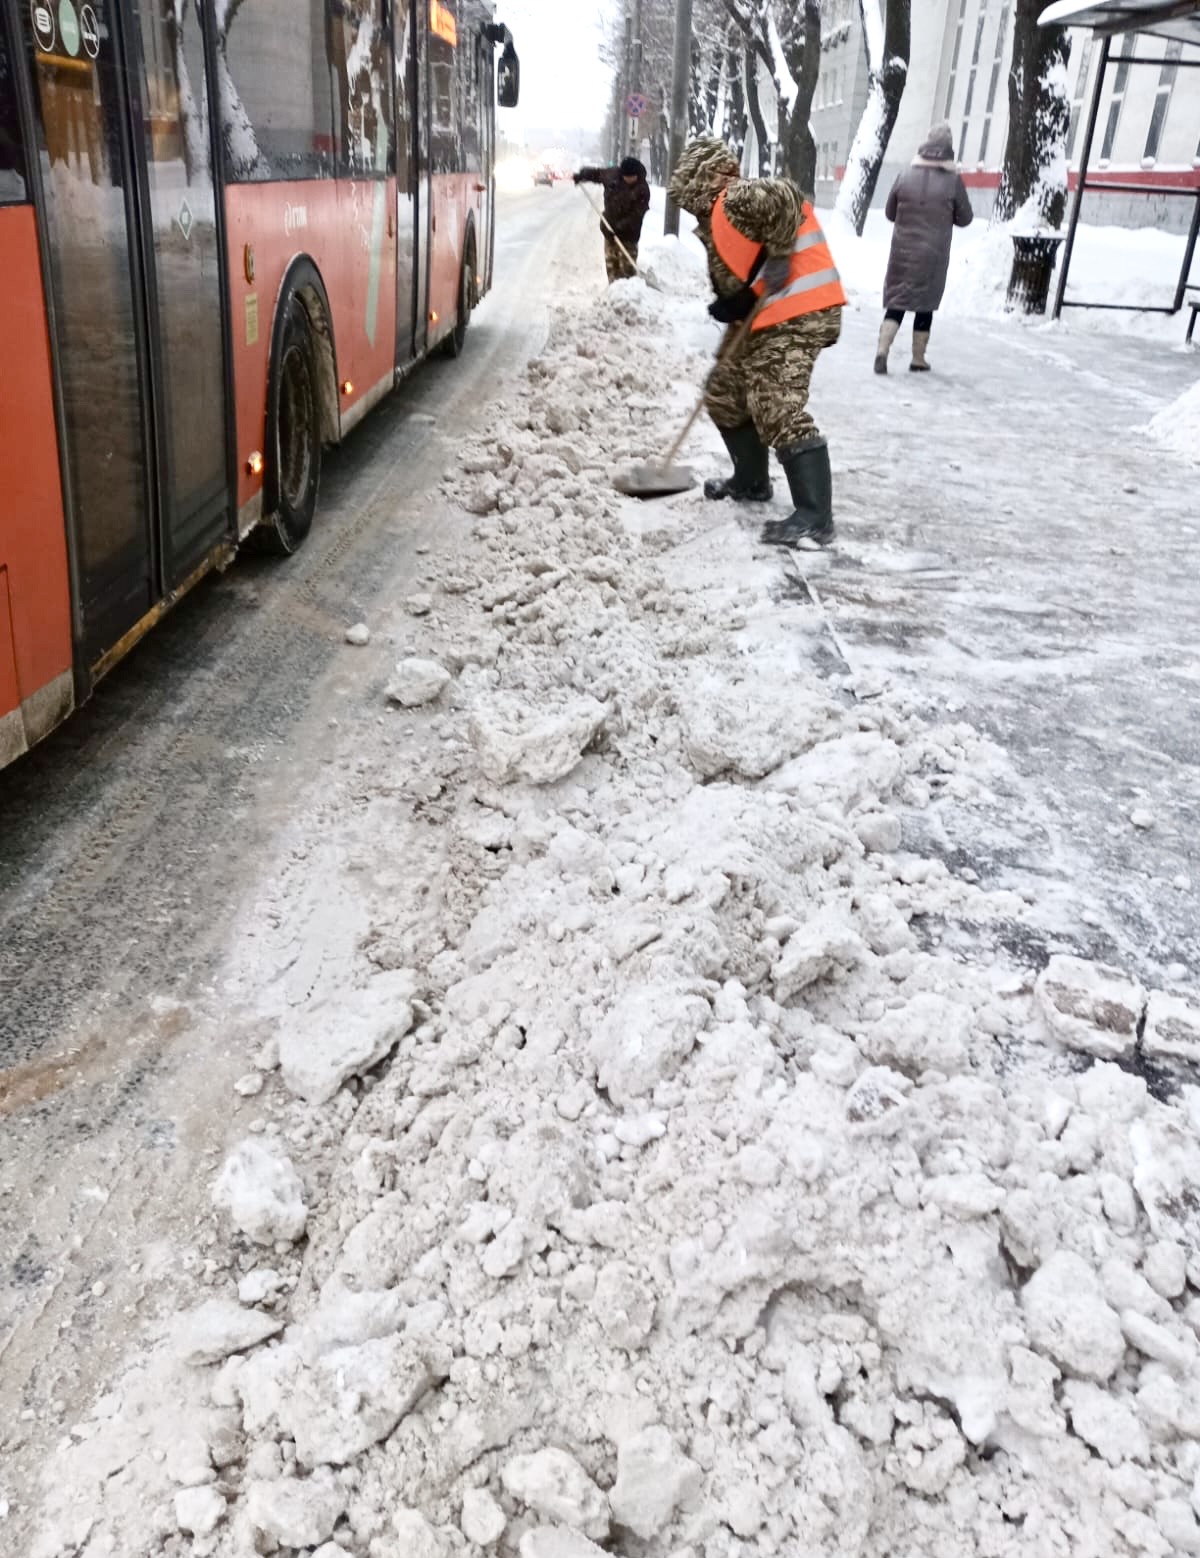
497;46;520;109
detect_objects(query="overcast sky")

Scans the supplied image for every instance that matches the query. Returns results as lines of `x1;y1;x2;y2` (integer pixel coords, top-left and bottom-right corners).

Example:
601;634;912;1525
496;1;615;133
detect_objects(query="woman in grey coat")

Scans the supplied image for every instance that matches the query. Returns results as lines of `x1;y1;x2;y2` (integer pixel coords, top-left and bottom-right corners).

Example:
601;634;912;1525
876;122;974;374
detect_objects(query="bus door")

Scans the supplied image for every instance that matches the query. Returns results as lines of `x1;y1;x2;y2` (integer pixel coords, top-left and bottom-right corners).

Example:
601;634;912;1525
394;0;419;366
19;0;230;668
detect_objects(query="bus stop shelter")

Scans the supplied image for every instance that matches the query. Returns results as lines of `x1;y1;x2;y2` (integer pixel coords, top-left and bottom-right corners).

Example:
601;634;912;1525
1039;0;1200;324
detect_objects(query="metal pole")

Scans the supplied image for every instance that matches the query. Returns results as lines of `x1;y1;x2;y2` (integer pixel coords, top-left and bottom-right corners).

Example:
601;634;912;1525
664;0;694;236
623;12;634;157
631;0;644;157
1053;33;1110;322
1171;188;1200;314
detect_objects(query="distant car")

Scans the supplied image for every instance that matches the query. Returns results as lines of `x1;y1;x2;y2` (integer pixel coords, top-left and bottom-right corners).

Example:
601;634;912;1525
534;168;553;187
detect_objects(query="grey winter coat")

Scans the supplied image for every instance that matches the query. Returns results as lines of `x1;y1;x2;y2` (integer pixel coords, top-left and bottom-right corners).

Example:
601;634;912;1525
883;165;974;313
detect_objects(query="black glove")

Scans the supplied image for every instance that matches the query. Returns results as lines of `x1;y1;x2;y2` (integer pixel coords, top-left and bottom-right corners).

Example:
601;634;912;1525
708;286;757;324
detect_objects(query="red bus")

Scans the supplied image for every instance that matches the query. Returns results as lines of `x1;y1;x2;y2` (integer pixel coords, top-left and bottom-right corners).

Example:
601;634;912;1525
0;0;518;770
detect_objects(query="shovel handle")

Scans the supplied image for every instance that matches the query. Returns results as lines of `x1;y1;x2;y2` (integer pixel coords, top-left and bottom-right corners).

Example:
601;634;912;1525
657;306;763;473
577;182;645;281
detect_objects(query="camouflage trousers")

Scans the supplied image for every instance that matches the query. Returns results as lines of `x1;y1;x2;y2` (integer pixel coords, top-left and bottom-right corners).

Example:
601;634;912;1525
705;306;842;448
604;234;639;283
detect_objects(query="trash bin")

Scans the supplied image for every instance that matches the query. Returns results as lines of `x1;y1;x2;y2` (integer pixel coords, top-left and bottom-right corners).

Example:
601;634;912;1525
1006;235;1064;315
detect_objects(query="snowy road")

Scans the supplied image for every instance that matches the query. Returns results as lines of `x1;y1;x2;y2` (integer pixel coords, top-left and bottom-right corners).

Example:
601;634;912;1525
0;186;592;1526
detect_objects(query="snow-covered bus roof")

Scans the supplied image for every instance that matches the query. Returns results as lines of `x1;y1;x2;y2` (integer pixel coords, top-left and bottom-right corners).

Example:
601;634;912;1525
1039;0;1200;45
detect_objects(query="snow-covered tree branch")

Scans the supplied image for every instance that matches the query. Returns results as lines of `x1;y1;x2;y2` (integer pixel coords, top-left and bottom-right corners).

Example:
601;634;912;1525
834;0;910;236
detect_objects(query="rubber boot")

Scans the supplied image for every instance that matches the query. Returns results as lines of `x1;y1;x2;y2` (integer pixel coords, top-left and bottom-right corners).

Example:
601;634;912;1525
910;330;932;372
874;318;900;375
703;422;773;502
761;439;834;548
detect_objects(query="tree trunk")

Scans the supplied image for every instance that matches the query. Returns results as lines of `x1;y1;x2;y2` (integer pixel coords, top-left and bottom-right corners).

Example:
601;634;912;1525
744;49;772;174
691;34;724;133
995;0;1071;227
835;0;911;235
721;31;748;155
777;0;821;193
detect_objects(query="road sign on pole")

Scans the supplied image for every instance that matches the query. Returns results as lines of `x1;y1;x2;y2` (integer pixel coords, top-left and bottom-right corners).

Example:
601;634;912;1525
626;93;647;119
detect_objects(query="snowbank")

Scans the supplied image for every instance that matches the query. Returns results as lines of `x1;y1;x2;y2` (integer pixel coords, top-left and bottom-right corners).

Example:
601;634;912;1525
825;207;1197;341
25;250;1200;1558
1148;378;1200;463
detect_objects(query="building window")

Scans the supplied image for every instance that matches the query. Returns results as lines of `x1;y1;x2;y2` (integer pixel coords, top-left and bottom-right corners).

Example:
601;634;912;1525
1066;34;1095;160
944;0;970;119
960;2;990;158
1098;35;1135;162
1143;41;1182;163
977;3;1010;164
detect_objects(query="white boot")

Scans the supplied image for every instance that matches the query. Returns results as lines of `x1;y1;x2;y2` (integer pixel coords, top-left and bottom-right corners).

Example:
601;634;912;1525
910;330;932;372
874;318;900;375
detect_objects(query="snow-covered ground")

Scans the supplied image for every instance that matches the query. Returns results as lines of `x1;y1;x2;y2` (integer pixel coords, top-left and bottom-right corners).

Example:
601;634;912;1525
14;214;1200;1558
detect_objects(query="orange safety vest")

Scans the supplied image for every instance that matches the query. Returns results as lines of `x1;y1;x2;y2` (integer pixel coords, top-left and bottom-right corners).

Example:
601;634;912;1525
711;188;846;330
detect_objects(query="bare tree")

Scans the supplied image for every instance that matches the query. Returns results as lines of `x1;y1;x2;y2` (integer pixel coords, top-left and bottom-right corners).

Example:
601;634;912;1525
835;0;911;235
775;0;822;193
995;0;1071;227
719;0;823;188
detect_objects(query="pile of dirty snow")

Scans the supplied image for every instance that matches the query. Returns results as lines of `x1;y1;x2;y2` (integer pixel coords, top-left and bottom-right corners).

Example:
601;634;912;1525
25;265;1200;1558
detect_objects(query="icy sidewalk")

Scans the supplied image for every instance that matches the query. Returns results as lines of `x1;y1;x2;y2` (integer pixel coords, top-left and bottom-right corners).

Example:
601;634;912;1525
24;260;1200;1558
799;288;1199;986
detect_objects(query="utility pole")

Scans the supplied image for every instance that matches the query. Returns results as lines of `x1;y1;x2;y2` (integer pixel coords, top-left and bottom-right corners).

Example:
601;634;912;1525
623;9;634;157
631;0;644;159
664;0;694;235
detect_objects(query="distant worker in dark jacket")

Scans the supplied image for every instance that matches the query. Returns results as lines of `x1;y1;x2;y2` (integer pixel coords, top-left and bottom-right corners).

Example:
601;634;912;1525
670;137;846;548
574;157;651;283
877;122;974;374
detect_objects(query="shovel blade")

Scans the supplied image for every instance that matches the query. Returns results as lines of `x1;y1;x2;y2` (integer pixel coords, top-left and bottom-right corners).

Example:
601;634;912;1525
613;463;695;499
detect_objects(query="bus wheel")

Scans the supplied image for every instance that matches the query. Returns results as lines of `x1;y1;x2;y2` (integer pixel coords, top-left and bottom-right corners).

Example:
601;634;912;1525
257;299;322;555
443;236;477;360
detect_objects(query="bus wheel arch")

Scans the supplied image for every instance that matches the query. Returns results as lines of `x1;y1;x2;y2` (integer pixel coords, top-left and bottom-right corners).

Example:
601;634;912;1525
254;259;339;556
443;218;478;360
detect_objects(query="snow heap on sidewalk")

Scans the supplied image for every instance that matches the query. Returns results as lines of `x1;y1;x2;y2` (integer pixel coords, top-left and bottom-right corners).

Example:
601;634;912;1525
1148;379;1200;465
29;265;1200;1558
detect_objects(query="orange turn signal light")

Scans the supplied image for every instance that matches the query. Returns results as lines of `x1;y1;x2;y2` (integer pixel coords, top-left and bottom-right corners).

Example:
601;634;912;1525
341;380;354;396
247;450;264;476
429;311;439;324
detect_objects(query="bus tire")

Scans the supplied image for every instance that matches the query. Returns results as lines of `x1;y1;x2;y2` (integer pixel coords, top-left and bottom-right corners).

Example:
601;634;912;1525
442;231;477;360
254;297;323;556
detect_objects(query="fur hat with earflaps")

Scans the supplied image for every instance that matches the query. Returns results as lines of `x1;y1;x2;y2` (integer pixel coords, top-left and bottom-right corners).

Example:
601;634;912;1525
669;138;741;216
915;122;957;168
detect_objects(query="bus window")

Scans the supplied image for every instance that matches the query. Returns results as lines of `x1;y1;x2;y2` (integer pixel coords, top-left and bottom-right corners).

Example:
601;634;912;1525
217;0;335;181
0;9;27;203
429;6;457;173
332;0;393;178
457;22;480;174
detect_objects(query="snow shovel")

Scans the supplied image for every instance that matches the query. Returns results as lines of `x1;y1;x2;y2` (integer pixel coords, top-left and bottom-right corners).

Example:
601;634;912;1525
577;183;664;292
613;306;764;500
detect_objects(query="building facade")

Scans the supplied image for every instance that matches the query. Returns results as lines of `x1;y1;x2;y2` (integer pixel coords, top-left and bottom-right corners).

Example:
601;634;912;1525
814;0;1200;232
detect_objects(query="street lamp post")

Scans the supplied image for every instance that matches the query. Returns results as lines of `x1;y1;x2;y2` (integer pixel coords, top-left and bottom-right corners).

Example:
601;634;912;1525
664;0;693;236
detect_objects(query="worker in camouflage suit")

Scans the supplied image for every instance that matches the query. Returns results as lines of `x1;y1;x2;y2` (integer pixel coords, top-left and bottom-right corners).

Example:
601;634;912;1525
668;138;846;546
574;158;651;284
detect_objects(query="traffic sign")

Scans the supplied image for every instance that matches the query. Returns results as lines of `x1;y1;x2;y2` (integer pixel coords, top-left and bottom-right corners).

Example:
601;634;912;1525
626;93;647;119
